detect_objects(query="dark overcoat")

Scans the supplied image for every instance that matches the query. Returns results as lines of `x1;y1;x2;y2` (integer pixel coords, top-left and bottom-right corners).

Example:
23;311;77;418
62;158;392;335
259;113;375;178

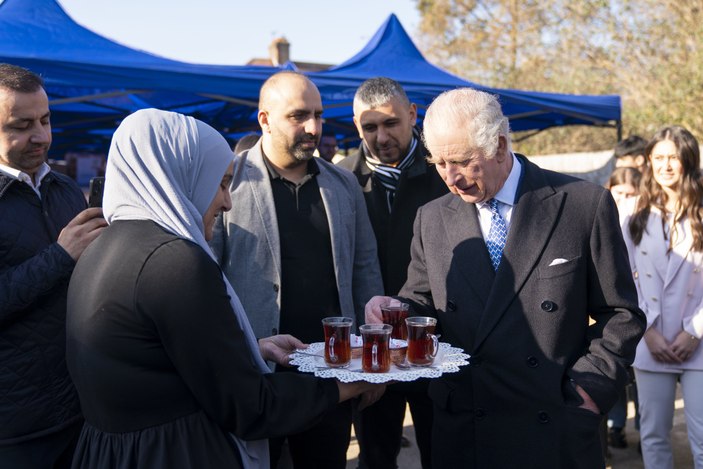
399;156;645;469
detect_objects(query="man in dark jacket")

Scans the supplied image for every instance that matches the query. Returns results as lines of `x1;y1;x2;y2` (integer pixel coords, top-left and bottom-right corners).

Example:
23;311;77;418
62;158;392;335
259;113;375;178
337;77;448;469
0;63;106;468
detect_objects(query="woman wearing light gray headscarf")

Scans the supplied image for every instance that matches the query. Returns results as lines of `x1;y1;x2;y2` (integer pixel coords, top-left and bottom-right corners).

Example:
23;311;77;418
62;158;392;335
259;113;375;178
66;109;378;469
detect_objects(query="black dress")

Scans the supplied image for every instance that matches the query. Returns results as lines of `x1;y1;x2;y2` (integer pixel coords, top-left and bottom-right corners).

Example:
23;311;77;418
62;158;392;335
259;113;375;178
66;220;338;468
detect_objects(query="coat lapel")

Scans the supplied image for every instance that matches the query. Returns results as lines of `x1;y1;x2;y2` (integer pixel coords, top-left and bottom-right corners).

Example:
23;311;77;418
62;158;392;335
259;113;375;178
316;165;343;277
246;146;282;277
442;196;494;307
664;217;695;288
473;159;564;350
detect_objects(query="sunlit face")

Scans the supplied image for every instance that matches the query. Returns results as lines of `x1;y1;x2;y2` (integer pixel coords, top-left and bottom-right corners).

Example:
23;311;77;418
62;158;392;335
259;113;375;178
353;96;417;165
0;87;51;179
610;183;638;206
649;139;683;191
426;128;511;204
259;77;322;165
202;162;234;241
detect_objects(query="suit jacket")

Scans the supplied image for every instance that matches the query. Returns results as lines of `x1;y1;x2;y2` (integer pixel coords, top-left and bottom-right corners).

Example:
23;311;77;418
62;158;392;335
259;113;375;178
399;155;645;469
210;142;383;341
620;198;703;372
337;140;448;295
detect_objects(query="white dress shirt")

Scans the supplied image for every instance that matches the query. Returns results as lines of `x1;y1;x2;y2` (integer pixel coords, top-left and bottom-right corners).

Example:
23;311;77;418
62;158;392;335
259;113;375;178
0;162;52;198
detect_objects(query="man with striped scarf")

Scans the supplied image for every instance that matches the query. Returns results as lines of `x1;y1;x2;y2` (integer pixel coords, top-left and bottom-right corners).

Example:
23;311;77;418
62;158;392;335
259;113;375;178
337;77;448;469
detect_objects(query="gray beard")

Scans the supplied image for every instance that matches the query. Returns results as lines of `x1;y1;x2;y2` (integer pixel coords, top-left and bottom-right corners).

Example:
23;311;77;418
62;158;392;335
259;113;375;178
292;146;315;162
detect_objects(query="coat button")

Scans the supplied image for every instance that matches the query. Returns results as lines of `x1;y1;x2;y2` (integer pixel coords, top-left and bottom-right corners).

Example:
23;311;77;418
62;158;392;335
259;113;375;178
538;411;550;424
447;300;457;311
541;300;556;312
474;408;486;420
651;297;658;302
273;284;280;292
526;356;539;368
271;328;278;335
471;356;482;367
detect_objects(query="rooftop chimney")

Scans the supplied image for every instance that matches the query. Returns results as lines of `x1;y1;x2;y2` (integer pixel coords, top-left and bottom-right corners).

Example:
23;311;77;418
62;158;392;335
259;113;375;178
269;37;290;66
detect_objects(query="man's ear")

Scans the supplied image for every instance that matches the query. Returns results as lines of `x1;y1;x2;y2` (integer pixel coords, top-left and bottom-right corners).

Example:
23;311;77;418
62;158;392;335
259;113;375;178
352;115;364;139
635;155;645;168
409;103;418;126
495;135;509;162
258;110;270;133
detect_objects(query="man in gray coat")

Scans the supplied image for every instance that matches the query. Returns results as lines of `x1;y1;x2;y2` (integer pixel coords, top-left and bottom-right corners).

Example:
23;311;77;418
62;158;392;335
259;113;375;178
211;71;382;469
366;88;645;468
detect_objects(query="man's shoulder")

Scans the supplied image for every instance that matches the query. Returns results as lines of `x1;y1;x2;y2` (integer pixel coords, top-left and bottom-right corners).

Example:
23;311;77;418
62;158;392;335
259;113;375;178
335;148;363;171
522;155;606;197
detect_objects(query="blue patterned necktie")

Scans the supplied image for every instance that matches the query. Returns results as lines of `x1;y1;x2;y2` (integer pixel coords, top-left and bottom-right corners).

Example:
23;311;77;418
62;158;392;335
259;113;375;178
486;199;507;271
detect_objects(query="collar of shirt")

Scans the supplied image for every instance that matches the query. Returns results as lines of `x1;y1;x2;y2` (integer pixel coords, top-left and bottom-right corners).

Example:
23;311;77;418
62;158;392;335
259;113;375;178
477;153;521;237
261;155;320;185
0;162;52;198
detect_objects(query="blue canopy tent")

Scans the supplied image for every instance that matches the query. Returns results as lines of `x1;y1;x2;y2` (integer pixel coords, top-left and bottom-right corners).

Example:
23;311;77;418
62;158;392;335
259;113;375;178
0;0;279;155
308;14;622;143
0;0;621;156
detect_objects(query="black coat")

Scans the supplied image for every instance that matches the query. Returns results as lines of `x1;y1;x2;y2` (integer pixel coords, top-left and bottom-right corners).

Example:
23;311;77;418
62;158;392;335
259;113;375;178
337;141;448;295
66;220;339;468
399;156;646;468
0;171;85;444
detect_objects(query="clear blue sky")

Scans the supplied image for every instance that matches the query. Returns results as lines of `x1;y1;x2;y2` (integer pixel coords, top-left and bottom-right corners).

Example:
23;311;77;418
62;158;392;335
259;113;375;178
57;0;422;66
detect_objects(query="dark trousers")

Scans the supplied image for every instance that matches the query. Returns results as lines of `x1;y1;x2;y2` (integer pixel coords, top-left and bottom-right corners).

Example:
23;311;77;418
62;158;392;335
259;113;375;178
269;400;352;469
0;420;83;469
356;380;433;469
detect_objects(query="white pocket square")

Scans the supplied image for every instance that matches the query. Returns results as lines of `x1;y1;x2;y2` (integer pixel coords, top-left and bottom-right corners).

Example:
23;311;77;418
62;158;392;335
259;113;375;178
549;258;569;266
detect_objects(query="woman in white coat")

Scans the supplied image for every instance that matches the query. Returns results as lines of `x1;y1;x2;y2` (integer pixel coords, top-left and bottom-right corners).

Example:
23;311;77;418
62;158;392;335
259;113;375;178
621;125;703;469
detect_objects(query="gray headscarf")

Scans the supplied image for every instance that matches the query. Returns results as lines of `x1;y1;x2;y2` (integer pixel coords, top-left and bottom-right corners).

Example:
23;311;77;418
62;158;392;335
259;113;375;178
103;108;270;468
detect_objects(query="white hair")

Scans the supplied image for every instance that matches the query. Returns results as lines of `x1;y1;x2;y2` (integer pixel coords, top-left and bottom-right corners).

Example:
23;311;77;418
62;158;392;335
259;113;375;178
423;88;511;158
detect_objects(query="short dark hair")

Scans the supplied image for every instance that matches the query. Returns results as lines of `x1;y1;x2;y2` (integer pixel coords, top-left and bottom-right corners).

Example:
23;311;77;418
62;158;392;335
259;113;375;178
613;135;647;159
0;63;44;93
233;132;260;155
354;77;410;109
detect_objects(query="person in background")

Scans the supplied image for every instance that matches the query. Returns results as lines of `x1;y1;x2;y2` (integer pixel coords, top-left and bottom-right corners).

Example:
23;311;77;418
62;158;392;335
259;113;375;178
338;76;447;469
366;88;645;468
614;135;648;173
234;132;261;156
604;165;643;451
318;131;338;162
0;63;106;469
211;72;383;469
66;108;383;469
608;166;642;208
621;125;703;469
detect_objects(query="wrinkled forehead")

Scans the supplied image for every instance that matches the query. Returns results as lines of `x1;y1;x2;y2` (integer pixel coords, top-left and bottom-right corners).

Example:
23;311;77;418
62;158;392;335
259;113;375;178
424;123;473;156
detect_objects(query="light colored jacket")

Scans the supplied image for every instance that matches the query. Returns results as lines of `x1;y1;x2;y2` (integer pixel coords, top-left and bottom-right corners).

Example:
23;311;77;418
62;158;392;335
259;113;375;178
210;142;383;340
621;197;703;372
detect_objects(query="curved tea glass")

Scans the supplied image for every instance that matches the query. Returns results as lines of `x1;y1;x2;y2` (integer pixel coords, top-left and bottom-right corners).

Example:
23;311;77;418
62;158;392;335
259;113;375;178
380;302;409;340
405;317;438;366
321;317;353;368
359;324;392;373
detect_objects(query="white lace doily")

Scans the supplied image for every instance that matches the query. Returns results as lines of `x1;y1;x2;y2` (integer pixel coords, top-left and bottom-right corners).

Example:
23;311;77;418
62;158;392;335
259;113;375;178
290;342;470;383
